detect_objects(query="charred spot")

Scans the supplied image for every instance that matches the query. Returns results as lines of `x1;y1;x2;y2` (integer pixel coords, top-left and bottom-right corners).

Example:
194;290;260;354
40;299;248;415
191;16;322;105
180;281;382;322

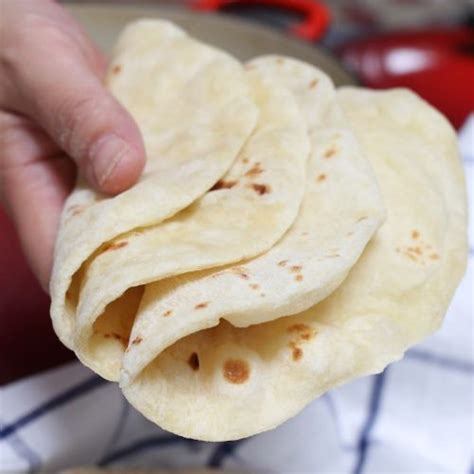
223;359;250;384
290;265;302;273
188;352;200;371
163;309;173;317
250;183;271;195
278;260;288;267
245;162;264;178
112;64;122;75
131;336;143;345
211;179;237;191
317;174;326;182
249;283;260;290
194;302;209;310
292;346;303;361
412;230;420;240
295;274;304;282
309;78;319;89
324;146;337;158
242;157;249;164
103;241;128;252
430;253;440;260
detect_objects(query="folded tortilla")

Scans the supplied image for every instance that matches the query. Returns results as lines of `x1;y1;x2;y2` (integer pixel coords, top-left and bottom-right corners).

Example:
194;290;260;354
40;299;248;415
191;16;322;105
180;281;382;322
121;88;467;441
50;19;258;348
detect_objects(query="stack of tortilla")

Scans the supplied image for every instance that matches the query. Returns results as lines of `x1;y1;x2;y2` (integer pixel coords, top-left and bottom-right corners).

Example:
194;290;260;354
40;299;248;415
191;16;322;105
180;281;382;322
50;20;468;441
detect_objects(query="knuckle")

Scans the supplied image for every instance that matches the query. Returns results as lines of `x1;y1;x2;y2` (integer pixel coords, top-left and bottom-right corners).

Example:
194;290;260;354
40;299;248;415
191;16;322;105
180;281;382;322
54;92;109;161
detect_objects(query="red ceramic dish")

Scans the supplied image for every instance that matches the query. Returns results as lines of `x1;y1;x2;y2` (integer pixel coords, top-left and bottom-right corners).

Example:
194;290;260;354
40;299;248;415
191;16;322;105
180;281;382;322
338;28;474;129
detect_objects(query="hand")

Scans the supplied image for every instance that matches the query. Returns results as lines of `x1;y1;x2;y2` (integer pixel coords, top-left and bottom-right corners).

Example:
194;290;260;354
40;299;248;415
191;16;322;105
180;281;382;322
0;0;146;290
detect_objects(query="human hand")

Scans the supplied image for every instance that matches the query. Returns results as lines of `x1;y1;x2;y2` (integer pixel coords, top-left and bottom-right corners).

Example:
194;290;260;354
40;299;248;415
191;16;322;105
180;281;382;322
0;0;146;290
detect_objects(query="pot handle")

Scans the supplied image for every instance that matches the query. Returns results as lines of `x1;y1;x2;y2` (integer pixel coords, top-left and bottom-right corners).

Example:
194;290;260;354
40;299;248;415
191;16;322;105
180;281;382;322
191;0;331;41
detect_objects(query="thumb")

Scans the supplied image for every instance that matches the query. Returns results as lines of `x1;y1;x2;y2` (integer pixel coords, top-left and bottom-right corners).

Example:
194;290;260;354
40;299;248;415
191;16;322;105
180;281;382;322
2;5;146;194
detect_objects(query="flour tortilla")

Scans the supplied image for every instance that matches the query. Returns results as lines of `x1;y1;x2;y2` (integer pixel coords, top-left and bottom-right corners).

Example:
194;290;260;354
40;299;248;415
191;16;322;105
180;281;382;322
122;88;467;441
71;65;310;381
121;57;385;386
50;19;258;348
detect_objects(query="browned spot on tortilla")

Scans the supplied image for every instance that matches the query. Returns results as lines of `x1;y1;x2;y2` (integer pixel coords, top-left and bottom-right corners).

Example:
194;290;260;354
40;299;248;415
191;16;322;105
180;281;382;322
249;283;260;290
324;146;337;158
65;289;72;301
288;323;310;333
292;346;303;361
242;157;249;164
295;275;304;282
195;302;209;310
188;352;200;371
276;57;285;65
131;336;142;345
278;260;288;267
290;265;302;273
112;64;122;75
347;231;354;237
430;253;440;260
249;183;271;195
245;63;256;70
211;179;237;191
407;253;417;261
317;173;326;182
412;230;420;240
260;293;265;297
288;323;315;341
103;241;128;252
309;78;319;89
245;162;264;178
357;216;368;223
223;359;250;384
163;309;173;317
232;267;249;279
301;231;309;236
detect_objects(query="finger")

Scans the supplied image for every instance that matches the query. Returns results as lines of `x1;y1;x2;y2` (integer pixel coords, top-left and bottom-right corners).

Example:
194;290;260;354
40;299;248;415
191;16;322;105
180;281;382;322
1;3;145;194
0;112;75;290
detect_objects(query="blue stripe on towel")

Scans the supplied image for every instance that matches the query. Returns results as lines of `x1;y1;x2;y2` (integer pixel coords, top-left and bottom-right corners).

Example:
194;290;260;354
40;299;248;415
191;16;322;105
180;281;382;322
0;375;106;439
352;370;389;474
0;418;41;472
208;440;246;467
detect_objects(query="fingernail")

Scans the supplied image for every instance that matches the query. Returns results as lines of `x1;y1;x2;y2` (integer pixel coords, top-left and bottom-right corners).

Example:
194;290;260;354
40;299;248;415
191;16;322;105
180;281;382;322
89;134;129;188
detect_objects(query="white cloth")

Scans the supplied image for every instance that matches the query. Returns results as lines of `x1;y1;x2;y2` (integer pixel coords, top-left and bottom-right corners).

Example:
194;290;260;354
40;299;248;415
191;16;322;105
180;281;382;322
1;118;473;474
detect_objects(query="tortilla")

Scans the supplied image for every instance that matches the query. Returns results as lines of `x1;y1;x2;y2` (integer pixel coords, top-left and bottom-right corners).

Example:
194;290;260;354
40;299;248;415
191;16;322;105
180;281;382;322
50;19;258;348
121;56;385;387
70;64;310;380
121;88;467;441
